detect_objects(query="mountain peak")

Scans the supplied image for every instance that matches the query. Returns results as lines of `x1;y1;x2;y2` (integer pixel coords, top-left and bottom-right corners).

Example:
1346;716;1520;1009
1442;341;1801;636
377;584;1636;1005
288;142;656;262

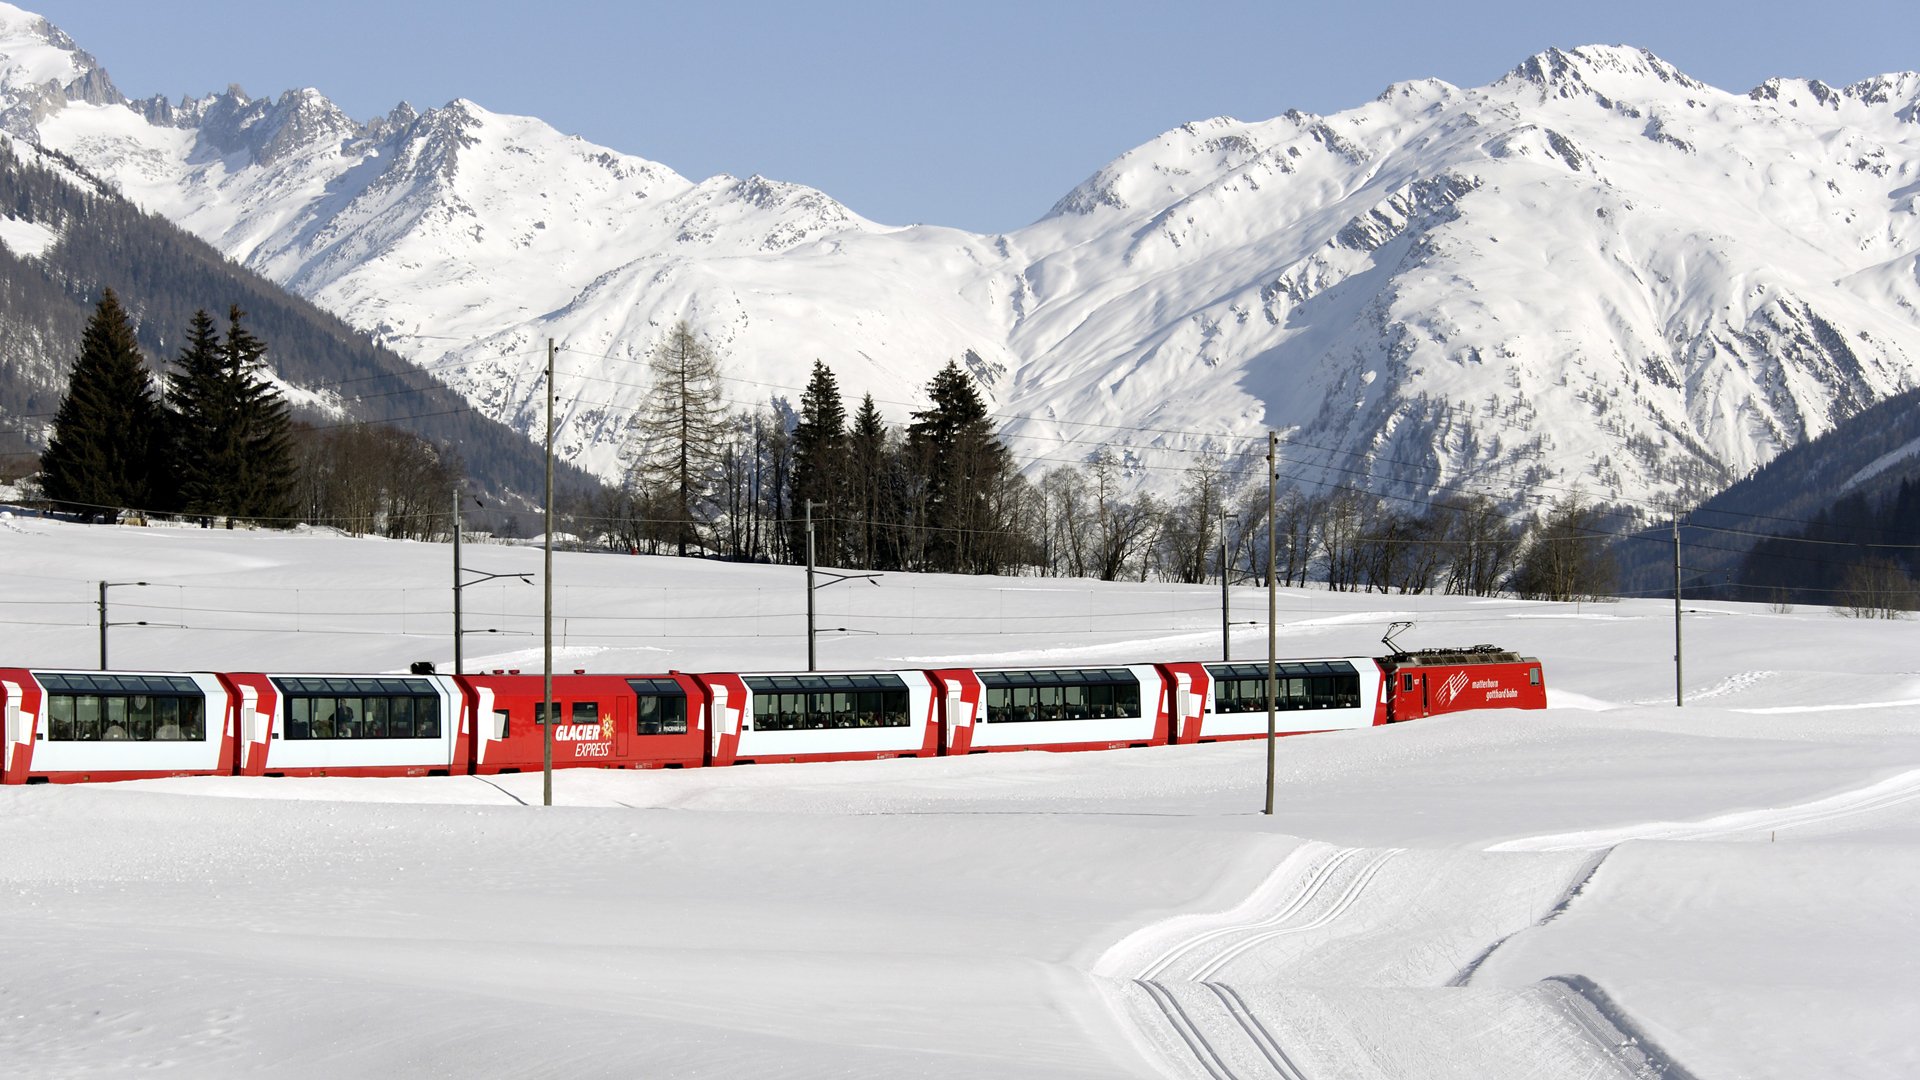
1501;45;1703;100
0;3;118;132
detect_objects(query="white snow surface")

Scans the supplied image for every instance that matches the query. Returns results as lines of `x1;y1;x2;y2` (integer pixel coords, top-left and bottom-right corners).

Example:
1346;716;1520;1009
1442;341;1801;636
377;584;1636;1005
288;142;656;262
7;12;1920;509
1;515;1917;1077
0;209;54;256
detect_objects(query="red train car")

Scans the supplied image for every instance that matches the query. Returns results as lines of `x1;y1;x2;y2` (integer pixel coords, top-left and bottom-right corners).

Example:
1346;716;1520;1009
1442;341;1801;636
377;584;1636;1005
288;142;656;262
695;670;939;766
930;664;1174;753
1;668;236;784
1377;647;1546;721
459;672;707;772
221;672;467;778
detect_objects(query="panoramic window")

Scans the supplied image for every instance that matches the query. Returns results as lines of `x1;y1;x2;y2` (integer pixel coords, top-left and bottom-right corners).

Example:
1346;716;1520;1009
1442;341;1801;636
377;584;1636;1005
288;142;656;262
39;672;205;742
743;674;910;731
273;676;440;740
1205;662;1362;713
977;669;1141;722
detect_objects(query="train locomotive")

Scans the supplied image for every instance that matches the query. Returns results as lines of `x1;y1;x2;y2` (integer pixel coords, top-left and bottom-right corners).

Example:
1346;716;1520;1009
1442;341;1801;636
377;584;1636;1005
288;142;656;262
2;647;1544;785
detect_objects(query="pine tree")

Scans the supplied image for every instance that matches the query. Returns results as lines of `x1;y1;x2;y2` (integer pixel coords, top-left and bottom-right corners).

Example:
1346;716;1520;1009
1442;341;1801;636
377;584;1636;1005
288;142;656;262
166;308;226;517
166;306;296;525
40;289;165;518
224;305;296;523
632;322;729;556
847;393;892;569
789;360;849;562
905;357;1017;573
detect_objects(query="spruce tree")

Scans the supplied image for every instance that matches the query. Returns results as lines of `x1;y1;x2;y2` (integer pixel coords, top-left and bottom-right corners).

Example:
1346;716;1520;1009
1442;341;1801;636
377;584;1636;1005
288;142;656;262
906;357;1016;573
166;308;226;517
40;289;165;518
789;360;849;562
166;306;296;525
224;305;297;524
847;393;892;569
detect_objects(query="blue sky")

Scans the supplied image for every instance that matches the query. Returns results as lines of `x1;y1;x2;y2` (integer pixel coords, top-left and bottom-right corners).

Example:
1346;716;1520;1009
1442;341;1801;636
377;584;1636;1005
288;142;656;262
27;1;1920;233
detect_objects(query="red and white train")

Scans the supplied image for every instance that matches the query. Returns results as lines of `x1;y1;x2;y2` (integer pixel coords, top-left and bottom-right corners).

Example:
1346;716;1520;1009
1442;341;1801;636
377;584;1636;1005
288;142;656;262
1;647;1545;784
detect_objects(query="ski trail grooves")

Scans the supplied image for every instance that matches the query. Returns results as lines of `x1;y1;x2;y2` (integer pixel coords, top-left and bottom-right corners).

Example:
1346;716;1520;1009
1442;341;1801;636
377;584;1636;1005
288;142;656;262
1101;847;1664;1080
1489;766;1920;851
1128;844;1398;982
1135;980;1237;1080
1205;983;1310;1080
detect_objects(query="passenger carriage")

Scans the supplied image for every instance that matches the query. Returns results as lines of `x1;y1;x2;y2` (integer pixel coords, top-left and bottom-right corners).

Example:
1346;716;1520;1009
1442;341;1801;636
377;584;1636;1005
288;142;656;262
930;664;1174;753
694;670;938;766
459;672;706;772
1;668;234;784
220;672;466;778
1158;658;1385;743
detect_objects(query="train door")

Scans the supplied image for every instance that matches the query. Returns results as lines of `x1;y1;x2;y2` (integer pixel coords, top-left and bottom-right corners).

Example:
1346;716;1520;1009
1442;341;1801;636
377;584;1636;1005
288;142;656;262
613;693;631;762
1393;670;1427;722
2;676;31;782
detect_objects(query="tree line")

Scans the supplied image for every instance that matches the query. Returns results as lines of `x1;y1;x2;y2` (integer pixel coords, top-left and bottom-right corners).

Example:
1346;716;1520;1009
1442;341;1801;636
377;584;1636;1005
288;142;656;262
576;322;1620;599
1736;479;1920;618
34;299;1625;597
37;290;457;537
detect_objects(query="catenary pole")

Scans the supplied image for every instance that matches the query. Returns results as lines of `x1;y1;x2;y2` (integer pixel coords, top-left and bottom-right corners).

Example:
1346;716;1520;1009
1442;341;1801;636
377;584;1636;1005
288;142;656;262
805;500;818;672
1265;432;1277;817
453;486;463;675
98;580;146;669
1674;515;1683;708
1220;510;1230;662
543;338;555;807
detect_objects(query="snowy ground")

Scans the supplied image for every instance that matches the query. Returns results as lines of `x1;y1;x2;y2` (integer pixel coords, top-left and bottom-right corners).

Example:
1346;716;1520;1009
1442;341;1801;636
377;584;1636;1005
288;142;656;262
2;513;1917;1077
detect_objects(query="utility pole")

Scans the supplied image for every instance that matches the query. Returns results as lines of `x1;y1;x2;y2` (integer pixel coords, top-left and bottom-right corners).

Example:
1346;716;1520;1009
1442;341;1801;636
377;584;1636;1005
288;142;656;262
543;337;555;807
1220;510;1231;662
1265;432;1277;817
453;486;463;675
1673;515;1683;708
806;500;819;672
98;580;147;669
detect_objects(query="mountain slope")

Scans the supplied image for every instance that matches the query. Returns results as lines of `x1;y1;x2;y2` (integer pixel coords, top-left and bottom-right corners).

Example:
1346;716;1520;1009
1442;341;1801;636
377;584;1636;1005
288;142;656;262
0;130;593;508
7;2;1920;515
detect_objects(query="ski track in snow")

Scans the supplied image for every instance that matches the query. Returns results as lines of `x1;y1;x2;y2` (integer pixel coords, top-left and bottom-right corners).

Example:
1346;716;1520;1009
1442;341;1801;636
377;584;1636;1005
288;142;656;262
1099;763;1920;1078
1100;844;1671;1079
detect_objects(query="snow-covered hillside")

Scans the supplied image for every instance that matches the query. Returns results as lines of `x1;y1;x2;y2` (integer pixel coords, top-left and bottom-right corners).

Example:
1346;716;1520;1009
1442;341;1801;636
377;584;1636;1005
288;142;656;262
6;1;1920;513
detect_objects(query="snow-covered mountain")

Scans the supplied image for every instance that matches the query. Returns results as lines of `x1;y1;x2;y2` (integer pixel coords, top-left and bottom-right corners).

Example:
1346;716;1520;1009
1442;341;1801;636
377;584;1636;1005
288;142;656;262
6;1;1920;513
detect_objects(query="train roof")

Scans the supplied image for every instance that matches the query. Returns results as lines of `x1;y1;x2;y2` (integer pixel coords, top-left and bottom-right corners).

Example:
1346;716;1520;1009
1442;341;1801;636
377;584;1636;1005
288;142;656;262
1384;645;1534;666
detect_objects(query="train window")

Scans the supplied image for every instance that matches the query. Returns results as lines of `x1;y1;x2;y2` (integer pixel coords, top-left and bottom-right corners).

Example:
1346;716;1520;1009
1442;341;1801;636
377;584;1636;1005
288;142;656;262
43;692;204;742
492;708;511;739
628;680;690;736
272;677;440;740
634;694;688;735
742;674;910;730
977;669;1141;722
572;701;599;724
37;673;208;743
1402;674;1416;693
1205;662;1361;714
1529;667;1540;686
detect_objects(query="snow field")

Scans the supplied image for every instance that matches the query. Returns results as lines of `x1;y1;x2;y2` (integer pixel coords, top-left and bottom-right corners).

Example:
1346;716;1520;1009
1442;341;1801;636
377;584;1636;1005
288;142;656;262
0;516;1917;1076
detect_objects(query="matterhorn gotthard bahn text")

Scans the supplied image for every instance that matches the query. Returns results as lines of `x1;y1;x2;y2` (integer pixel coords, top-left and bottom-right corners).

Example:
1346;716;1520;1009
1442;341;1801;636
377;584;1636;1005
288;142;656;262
5;3;1920;509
